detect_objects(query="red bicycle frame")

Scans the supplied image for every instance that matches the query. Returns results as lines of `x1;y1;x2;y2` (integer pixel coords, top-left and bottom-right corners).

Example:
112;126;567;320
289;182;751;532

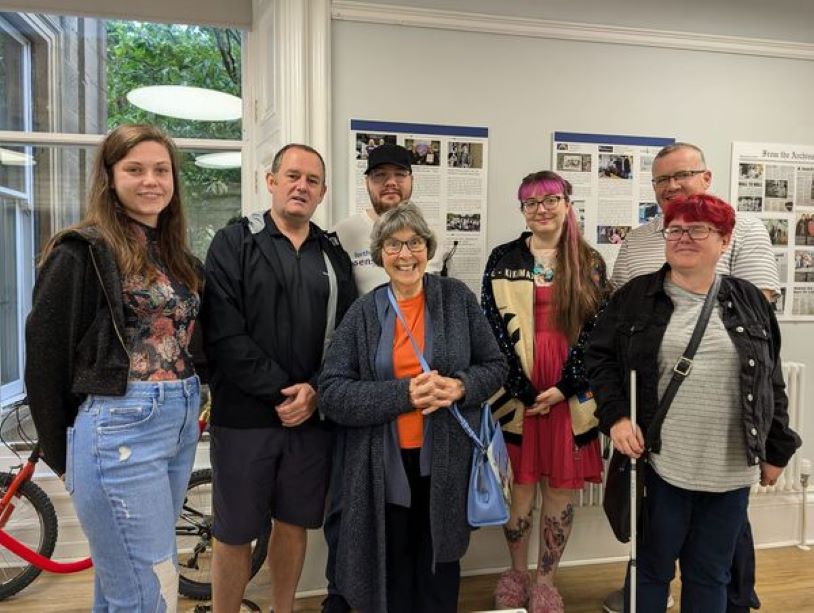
0;409;209;574
0;446;92;573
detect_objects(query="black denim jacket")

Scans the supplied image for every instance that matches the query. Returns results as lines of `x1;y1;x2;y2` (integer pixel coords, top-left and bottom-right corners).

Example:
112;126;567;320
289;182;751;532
586;264;801;468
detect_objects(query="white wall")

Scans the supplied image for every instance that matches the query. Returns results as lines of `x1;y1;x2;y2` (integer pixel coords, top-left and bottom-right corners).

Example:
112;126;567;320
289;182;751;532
10;1;814;592
331;10;814;570
331;16;814;465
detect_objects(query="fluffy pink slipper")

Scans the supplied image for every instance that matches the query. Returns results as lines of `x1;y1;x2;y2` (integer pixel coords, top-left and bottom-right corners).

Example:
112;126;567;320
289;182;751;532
494;569;530;609
529;582;564;613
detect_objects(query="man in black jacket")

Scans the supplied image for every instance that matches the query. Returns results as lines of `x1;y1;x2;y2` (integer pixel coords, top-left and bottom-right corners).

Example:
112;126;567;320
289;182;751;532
203;144;356;613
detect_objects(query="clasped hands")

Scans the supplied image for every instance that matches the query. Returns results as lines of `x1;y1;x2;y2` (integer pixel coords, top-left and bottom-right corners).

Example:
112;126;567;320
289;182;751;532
526;387;565;416
409;371;465;415
276;382;317;427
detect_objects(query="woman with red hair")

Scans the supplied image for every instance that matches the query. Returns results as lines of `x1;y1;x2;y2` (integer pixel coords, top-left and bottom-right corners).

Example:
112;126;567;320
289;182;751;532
482;170;610;612
587;194;800;612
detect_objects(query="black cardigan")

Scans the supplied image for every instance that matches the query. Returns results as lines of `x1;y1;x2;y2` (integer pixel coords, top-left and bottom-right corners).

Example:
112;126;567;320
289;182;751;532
24;228;205;474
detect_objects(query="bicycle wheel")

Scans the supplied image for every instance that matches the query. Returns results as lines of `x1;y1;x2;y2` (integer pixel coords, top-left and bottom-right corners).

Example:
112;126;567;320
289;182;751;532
177;469;270;600
0;472;59;600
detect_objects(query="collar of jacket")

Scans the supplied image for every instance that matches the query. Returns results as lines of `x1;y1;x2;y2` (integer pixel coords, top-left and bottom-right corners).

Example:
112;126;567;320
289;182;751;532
246;208;343;251
642;262;671;296
643;262;728;303
513;231;535;268
56;227;127;341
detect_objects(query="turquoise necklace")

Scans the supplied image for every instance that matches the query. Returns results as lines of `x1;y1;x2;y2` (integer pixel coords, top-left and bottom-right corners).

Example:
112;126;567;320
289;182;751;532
532;261;555;282
528;237;557;282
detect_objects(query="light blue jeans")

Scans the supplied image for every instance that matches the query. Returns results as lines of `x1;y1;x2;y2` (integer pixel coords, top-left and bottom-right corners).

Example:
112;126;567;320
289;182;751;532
66;376;200;612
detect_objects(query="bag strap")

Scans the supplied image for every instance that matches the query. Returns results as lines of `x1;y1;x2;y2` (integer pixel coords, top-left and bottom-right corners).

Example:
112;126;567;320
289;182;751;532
386;287;485;453
645;274;722;450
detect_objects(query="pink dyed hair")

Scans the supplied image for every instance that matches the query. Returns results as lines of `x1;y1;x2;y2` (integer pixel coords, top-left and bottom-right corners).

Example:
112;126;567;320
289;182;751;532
518;171;583;292
517;170;602;341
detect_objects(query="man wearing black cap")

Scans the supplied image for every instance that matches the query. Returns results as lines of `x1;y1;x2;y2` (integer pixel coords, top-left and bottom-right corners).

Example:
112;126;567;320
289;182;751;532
321;144;447;613
334;143;445;295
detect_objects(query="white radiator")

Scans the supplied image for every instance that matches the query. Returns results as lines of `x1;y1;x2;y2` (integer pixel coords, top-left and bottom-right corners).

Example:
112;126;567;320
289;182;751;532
758;361;806;494
578;361;806;508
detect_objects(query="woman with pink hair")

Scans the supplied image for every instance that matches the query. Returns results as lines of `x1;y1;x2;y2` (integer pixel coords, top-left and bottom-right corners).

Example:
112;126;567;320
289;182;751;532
482;171;611;612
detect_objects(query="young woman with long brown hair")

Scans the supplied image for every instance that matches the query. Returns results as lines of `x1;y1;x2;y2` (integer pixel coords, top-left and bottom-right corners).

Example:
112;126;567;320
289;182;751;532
25;124;203;611
482;170;611;612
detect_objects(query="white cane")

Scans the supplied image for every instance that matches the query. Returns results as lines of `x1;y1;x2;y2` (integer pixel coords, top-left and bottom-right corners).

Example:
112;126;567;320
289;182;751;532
630;369;637;613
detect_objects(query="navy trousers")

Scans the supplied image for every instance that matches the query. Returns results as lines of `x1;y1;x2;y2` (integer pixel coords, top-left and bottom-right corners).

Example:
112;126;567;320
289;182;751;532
625;469;750;613
727;519;760;612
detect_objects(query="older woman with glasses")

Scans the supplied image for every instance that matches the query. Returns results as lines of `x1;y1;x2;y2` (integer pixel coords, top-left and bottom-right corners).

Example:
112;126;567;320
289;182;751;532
319;202;507;613
586;194;801;612
483;170;611;612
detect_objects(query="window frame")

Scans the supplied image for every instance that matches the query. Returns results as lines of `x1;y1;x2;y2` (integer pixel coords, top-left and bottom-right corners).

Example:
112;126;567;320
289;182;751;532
0;15;34;404
0;13;245;410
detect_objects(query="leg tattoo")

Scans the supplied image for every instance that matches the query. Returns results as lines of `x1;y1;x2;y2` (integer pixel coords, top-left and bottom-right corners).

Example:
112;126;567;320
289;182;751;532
504;512;532;544
539;504;574;576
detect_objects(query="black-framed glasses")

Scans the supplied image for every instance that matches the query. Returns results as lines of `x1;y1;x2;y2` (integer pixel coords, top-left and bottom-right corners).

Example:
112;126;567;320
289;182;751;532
661;225;719;241
651;170;706;188
520;195;565;212
382;235;427;255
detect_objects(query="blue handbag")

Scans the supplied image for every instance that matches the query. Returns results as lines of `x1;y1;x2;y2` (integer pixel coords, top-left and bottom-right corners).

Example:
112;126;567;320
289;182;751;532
450;402;512;527
387;288;512;527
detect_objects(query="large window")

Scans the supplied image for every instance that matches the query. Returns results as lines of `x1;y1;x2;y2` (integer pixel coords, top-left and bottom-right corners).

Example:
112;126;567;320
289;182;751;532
0;16;33;403
0;12;244;407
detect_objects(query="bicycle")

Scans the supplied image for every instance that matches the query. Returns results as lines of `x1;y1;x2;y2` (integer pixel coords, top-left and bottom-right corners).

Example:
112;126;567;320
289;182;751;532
175;394;271;600
0;400;270;601
176;470;270;600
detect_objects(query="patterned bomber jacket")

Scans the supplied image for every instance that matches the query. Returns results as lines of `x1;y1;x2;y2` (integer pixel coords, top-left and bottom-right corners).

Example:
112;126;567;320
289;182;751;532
481;232;610;446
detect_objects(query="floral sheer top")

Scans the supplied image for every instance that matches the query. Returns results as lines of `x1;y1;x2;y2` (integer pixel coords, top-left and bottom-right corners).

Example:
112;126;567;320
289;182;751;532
121;220;200;381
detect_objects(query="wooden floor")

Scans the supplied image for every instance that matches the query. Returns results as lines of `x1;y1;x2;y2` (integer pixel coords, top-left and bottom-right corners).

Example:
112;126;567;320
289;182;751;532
2;546;812;611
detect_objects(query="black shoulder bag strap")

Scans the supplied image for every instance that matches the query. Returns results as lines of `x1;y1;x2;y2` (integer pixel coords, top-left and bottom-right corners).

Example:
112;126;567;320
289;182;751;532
645;273;722;452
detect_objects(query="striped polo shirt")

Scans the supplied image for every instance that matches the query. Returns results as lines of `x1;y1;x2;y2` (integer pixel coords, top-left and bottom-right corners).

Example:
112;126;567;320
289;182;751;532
611;215;780;295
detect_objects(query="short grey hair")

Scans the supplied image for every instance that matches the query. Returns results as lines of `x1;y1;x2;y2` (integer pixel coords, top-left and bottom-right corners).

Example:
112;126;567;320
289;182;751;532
370;201;437;267
655;142;707;168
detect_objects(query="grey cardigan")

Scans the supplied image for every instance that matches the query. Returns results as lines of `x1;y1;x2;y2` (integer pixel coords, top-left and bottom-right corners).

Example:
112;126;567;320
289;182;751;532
319;274;508;612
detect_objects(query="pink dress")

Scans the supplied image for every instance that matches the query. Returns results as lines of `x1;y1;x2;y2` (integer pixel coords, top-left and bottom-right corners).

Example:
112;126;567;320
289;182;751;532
507;285;603;489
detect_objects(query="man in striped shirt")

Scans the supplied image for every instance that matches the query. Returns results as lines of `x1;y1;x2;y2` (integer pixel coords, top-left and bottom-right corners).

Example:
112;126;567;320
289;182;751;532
612;142;779;301
603;142;778;613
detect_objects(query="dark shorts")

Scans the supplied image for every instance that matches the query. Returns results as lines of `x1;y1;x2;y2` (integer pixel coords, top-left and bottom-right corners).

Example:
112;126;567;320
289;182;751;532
210;424;333;544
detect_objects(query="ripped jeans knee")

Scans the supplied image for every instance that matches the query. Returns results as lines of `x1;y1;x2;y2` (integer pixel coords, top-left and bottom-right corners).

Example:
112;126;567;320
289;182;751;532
68;377;200;612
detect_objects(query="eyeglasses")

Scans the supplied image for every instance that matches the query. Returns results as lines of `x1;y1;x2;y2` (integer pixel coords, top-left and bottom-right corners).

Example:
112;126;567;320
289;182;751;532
369;169;411;183
520;195;565;212
661;225;720;241
382;235;427;255
651;170;706;188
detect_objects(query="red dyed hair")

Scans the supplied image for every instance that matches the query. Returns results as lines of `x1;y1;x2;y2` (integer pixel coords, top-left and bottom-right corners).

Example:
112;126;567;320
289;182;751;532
663;194;736;237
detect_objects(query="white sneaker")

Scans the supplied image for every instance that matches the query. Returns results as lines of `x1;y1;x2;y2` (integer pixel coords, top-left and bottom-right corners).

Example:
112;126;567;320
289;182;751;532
601;588;675;611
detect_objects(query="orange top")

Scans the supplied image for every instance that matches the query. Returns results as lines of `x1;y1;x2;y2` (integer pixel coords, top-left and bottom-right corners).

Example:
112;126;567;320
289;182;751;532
393;292;426;449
